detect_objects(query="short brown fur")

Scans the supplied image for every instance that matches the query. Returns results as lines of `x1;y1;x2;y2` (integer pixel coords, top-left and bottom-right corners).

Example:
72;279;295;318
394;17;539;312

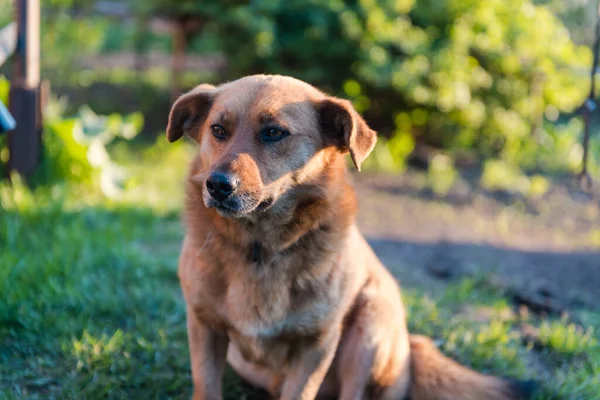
168;75;533;400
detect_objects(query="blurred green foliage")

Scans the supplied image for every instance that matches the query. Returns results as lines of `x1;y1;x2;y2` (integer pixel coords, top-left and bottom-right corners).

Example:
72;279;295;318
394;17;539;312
0;75;143;196
0;75;8;103
133;0;593;178
481;159;550;197
427;154;458;196
2;0;597;187
38;100;144;197
41;5;106;83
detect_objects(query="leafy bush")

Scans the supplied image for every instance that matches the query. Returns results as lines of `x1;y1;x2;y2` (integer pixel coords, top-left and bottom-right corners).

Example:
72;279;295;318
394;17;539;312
144;0;592;176
38;100;144;197
5;0;596;184
481;159;550;197
1;75;143;196
32;0;106;84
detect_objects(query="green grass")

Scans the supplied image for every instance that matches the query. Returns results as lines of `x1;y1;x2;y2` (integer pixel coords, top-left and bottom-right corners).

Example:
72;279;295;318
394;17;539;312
1;141;599;399
406;276;600;399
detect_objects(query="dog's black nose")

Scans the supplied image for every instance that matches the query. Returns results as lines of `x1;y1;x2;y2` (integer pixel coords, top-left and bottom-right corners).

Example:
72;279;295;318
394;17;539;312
206;172;238;201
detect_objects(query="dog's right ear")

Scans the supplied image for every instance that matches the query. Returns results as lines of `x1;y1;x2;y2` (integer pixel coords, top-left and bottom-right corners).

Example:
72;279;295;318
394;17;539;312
317;97;377;172
166;84;217;142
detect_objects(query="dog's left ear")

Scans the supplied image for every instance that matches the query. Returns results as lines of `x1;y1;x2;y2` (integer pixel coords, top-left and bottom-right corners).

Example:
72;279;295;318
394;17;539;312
317;97;377;171
166;84;217;143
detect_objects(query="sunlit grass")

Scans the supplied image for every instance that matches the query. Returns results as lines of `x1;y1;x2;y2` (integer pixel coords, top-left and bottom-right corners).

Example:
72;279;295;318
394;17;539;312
1;140;599;399
405;275;600;399
537;319;597;356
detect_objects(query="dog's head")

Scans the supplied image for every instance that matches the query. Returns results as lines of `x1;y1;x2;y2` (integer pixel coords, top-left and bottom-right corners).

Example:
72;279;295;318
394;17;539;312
167;75;377;218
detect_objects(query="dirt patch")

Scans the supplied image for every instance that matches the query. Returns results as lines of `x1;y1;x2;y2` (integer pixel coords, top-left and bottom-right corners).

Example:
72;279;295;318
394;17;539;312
352;172;600;311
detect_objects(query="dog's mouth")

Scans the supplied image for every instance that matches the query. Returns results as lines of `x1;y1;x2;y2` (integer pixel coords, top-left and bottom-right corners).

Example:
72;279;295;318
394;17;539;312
208;196;275;218
254;197;274;213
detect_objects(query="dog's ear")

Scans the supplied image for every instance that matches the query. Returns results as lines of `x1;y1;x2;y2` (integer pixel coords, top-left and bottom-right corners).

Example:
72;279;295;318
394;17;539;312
166;84;217;142
317;97;377;171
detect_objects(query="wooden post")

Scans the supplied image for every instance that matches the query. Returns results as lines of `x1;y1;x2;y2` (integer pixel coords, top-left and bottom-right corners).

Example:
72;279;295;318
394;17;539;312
7;0;42;179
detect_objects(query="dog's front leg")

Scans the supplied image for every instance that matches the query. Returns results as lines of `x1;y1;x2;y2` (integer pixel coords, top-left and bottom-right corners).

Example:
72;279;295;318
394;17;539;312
279;328;340;400
186;306;229;400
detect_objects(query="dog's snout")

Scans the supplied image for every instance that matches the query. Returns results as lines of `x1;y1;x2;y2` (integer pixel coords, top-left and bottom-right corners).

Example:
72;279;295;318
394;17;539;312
206;172;239;201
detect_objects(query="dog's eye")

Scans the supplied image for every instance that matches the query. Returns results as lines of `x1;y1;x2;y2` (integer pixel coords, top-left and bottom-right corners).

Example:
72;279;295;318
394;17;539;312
211;124;227;140
261;127;290;143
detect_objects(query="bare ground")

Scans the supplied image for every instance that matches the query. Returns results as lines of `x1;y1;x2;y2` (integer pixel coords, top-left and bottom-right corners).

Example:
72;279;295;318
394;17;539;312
352;172;600;312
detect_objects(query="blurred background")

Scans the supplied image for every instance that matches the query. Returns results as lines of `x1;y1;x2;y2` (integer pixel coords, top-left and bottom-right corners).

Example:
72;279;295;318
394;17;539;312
1;0;600;399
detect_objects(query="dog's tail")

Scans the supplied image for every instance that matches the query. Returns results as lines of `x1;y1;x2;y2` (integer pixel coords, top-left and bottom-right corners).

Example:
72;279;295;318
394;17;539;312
408;335;535;400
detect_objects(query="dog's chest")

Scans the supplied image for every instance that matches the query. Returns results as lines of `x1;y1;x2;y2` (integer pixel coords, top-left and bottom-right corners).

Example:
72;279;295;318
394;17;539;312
228;326;317;369
221;265;339;367
181;234;344;366
225;266;333;333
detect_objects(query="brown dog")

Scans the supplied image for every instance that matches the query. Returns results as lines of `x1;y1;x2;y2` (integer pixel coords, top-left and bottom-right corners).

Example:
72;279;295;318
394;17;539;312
167;75;533;400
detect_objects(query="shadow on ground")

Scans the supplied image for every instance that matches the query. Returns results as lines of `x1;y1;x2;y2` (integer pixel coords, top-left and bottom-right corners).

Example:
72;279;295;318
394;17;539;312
369;237;600;311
